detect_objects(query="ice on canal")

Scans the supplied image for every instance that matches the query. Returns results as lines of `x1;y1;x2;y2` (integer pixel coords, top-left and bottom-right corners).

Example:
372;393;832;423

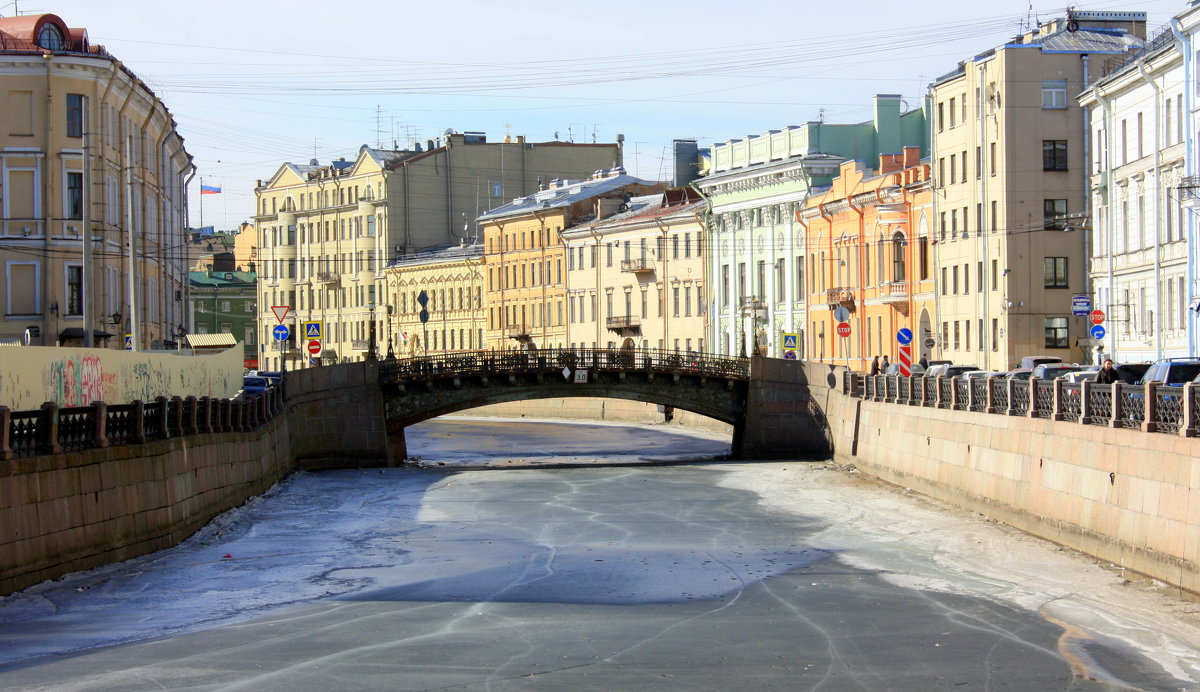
0;417;1197;690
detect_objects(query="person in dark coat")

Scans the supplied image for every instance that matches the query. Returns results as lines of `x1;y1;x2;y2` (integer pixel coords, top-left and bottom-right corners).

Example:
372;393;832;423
1095;358;1119;385
869;356;880;376
918;355;929;369
881;355;891;372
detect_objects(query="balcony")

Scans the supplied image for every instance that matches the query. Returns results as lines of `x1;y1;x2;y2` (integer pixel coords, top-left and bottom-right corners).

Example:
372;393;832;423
606;315;641;332
620;257;654;273
826;287;855;305
879;281;908;302
1180;176;1200;208
739;295;766;311
352;339;370;351
506;325;529;340
316;272;340;284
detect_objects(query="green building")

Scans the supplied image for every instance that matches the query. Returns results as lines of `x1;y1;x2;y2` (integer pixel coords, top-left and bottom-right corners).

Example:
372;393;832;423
695;94;929;357
189;269;258;369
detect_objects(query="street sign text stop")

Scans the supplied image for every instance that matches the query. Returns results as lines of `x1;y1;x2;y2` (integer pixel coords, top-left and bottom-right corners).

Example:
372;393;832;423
835;322;851;338
1090;310;1106;325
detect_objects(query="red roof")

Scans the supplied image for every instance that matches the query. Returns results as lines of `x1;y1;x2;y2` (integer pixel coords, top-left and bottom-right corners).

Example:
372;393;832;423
0;13;92;54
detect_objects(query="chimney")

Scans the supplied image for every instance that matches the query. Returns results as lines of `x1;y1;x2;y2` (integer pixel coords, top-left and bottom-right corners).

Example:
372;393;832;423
873;94;902;159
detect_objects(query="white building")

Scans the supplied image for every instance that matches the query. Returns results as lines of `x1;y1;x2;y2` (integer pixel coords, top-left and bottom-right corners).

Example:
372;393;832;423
1081;27;1189;363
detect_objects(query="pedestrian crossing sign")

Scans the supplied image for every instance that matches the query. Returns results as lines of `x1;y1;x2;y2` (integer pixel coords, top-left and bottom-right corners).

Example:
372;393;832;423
782;333;799;350
302;321;323;339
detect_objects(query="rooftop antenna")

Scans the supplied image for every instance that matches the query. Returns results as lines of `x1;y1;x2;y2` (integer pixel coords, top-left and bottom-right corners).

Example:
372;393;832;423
591;124;599;144
313;138;318;161
503;121;512;144
375;105;387;150
818;108;826;124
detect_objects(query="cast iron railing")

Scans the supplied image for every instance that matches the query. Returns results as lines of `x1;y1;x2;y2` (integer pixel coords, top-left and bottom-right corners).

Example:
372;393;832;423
379;348;751;383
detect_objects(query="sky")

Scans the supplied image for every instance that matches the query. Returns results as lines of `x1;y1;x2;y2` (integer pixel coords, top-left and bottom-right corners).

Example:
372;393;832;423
5;0;1191;230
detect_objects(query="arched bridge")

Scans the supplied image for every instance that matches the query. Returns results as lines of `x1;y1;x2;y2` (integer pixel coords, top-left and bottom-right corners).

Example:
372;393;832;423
364;348;831;461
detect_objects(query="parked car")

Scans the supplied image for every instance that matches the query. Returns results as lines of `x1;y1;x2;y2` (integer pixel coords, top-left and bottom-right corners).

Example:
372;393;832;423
238;375;271;399
255;371;282;387
1138;358;1200;386
1115;362;1151;385
927;364;979;378
963;370;1001;380
1063;370;1098;383
1017;355;1062;370
885;362;926;377
1006;368;1034;380
1031;363;1085;380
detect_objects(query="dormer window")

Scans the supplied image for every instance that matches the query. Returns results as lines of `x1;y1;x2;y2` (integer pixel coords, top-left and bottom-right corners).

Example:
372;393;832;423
36;23;65;51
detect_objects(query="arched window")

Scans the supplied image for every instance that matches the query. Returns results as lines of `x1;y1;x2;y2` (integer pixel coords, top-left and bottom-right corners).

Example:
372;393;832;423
892;232;907;282
36;23;65;50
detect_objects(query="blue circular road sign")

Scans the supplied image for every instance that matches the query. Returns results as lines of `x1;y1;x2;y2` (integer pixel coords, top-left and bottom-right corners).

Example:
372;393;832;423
896;328;913;345
272;324;291;341
1090;324;1106;340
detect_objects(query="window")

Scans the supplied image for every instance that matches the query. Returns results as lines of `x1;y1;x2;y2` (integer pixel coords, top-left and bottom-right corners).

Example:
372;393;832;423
1043;140;1067;171
891;233;906;282
66;172;82;219
1044;199;1068;230
1042;80;1067;109
66;94;83;138
66;264;82;315
1044;257;1068;288
1044;317;1069;349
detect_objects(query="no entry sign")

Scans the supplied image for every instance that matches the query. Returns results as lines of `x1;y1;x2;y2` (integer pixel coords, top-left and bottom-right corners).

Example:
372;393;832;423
307;339;322;356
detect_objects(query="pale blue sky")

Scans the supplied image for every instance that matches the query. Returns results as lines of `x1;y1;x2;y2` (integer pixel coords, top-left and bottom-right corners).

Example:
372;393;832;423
7;0;1190;229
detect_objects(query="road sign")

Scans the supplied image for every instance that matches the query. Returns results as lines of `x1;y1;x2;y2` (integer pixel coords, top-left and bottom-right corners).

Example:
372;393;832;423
124;334;132;350
307;339;322;356
836;322;851;338
1071;295;1092;317
417;290;429;308
573;368;588;383
781;333;799;350
783;350;797;360
272;325;290;341
419;308;429;324
923;337;936;348
303;321;323;339
1090;324;1106;340
896;328;913;345
833;306;850;322
898;344;912;377
1090;310;1106;325
270;305;290;323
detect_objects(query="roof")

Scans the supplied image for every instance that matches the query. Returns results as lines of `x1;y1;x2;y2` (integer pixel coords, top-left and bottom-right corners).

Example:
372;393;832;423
186;333;239;350
189;270;257;287
586;193;705;232
0;13;93;54
478;169;658;221
386;242;484;269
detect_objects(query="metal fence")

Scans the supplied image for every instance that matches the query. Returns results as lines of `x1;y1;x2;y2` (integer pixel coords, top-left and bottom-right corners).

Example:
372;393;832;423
380;348;751;383
841;371;1199;437
1;387;286;460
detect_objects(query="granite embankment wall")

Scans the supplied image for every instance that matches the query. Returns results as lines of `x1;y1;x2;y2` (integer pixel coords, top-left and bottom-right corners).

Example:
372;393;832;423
0;417;293;596
826;377;1200;594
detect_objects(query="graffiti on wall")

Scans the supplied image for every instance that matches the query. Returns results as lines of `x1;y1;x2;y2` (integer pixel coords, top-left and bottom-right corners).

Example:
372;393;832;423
42;356;107;407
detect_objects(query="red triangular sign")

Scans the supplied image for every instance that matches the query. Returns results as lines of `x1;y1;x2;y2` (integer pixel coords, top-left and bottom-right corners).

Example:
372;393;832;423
271;306;290;323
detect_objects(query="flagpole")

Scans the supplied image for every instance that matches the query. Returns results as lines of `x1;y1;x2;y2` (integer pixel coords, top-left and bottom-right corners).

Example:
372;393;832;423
199;176;203;230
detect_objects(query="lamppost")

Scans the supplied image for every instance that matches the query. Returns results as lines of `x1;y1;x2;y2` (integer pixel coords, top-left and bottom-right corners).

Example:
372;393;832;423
385;304;395;359
368;301;377;361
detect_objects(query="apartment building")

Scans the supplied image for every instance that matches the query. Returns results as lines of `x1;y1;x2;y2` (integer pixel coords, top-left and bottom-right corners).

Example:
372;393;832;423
696;95;928;358
799;149;935;369
1081;28;1187;363
562;188;706;351
383;243;485;358
188;268;257;368
254;134;622;370
0;13;193;349
929;11;1146;370
479;169;663;351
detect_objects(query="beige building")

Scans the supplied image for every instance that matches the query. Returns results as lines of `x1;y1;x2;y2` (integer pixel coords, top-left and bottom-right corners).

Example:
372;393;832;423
562;188;706;351
479;169;663;352
0;13;193;349
383;243;485;357
929;11;1145;370
254;135;622;369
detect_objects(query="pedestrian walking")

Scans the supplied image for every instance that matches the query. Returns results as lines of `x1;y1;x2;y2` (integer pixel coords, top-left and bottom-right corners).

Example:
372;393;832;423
881;355;890;372
1095;358;1119;385
918;355;929;369
869;356;880;376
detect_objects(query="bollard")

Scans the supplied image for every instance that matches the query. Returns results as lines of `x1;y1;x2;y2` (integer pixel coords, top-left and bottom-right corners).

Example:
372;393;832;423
1005;378;1017;416
1027;377;1039;418
1108;381;1122;428
1142;381;1158;433
1051;378;1064;421
1079;380;1093;425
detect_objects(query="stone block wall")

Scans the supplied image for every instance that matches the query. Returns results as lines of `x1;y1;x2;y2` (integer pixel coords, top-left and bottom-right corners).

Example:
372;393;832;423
0;418;293;596
284;362;394;469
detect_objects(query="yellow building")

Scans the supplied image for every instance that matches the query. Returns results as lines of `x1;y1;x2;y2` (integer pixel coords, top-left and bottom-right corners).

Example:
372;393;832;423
799;150;935;369
384;243;485;357
479;169;662;351
0;13;193;349
562;188;705;351
254;135;622;369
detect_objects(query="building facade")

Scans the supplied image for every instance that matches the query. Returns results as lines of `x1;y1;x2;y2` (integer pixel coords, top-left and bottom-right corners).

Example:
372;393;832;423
800;150;935;369
929;11;1146;370
254;135;623;370
696;95;928;358
188;269;257;368
1082;29;1188;363
562;188;706;351
0;13;192;349
480;169;663;351
383;243;485;358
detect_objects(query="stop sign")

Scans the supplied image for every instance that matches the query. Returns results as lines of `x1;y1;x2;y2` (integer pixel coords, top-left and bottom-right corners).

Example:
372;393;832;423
307;339;322;355
1090;310;1105;325
836;322;851;338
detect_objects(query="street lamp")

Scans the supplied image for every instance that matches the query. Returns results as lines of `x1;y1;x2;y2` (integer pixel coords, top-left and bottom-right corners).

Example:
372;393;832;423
368;301;377;361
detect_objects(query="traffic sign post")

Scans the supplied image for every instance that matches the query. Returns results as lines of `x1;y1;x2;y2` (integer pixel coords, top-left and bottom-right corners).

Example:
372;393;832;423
1072;295;1092;317
836;322;851;338
272;325;290;341
898;345;912;377
307;339;322;357
833;306;850;323
302;321;323;339
1090;324;1106;340
1090;310;1106;325
896;328;913;345
271;305;290;323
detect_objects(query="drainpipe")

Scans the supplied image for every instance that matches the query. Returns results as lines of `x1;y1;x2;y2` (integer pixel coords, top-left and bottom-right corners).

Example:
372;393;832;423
1137;62;1163;361
928;83;943;361
1095;85;1117;362
977;61;991;370
1081;54;1093;365
655;218;672;350
689;181;718;353
847;192;867;369
796;210;811;360
1171;17;1197;357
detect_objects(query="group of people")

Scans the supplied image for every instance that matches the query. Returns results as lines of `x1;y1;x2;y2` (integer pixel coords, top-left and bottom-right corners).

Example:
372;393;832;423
869;354;931;376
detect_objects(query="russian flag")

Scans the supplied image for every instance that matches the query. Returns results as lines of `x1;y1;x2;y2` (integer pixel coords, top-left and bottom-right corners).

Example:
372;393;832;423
200;184;222;195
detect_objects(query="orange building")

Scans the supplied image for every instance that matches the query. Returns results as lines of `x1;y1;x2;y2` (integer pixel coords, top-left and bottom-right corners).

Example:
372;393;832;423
798;147;935;370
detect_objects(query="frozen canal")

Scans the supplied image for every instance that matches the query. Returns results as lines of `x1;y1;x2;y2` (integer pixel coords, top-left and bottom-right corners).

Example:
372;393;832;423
2;417;1200;690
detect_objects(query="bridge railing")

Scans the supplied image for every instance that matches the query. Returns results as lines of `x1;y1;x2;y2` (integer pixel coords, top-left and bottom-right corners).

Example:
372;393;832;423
847;373;1200;438
380;348;751;383
0;386;287;460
